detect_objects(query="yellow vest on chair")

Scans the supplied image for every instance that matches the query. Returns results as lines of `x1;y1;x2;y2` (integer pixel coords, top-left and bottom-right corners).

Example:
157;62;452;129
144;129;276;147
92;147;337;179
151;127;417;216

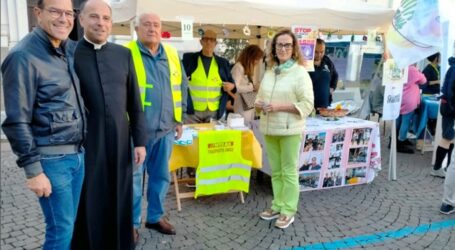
195;130;252;198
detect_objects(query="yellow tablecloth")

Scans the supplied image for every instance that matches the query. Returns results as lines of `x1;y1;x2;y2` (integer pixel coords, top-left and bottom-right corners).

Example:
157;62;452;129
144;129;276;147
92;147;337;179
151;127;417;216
169;124;262;172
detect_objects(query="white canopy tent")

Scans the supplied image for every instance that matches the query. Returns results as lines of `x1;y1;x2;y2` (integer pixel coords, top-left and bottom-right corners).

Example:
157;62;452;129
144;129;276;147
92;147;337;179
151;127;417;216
111;0;396;34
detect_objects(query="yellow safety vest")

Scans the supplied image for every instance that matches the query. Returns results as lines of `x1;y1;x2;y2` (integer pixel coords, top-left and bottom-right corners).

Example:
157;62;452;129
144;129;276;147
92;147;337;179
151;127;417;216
195;130;252;198
125;41;183;122
189;57;222;111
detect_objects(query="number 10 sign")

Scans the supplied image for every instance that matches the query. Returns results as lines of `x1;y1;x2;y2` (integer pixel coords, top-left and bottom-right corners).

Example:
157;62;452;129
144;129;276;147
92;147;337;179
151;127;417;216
181;18;193;40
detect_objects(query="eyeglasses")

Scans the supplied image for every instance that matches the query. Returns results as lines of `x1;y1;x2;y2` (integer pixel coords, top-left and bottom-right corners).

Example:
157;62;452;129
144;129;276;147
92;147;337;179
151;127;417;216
276;43;293;50
43;8;75;19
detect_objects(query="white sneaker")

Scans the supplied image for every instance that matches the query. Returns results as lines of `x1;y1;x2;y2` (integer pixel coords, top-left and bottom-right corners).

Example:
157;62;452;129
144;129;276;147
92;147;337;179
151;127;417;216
430;168;446;178
259;209;280;220
274;215;294;229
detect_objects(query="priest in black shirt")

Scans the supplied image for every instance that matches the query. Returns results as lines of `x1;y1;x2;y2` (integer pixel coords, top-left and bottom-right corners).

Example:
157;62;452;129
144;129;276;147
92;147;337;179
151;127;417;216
71;1;147;249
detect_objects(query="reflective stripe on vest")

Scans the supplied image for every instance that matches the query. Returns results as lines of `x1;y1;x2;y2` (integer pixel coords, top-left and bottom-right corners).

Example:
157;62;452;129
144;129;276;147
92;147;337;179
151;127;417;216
125;41;183;122
189;57;222;112
125;41;152;108
195;130;252;198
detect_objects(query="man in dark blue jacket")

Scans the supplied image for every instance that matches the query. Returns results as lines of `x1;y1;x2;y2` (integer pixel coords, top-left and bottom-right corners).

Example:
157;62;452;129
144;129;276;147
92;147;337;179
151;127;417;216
182;29;235;122
432;56;455;178
309;38;339;110
440;56;455;215
1;0;85;248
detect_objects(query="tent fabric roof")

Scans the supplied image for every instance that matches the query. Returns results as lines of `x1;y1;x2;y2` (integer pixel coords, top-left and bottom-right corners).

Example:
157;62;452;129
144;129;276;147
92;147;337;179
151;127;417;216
112;0;395;32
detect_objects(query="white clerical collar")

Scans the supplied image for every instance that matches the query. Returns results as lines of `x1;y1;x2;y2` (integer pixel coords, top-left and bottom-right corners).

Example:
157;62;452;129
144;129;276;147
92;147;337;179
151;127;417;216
84;36;107;50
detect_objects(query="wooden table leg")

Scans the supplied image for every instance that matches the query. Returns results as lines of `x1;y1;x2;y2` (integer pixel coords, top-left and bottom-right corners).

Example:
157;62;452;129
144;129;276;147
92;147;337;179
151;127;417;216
172;171;182;212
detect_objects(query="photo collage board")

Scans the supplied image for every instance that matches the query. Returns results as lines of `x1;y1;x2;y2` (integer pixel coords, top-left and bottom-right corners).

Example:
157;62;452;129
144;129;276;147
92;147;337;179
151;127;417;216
298;126;375;191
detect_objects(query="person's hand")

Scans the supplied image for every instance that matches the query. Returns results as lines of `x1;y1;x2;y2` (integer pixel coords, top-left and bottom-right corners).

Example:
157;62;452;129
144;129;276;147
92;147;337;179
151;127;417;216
330;88;334;94
134;146;146;165
263;103;281;113
27;173;52;198
252;83;259;92
255;100;265;111
222;82;235;92
175;124;183;140
227;90;236;99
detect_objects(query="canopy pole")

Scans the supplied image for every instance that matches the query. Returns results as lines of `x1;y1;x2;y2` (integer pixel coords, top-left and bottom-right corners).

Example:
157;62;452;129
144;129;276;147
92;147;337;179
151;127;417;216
389;119;397;181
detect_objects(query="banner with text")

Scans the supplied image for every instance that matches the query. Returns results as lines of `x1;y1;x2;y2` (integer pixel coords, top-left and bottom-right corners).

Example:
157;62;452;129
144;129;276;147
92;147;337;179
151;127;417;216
382;59;407;120
386;0;442;68
291;26;318;72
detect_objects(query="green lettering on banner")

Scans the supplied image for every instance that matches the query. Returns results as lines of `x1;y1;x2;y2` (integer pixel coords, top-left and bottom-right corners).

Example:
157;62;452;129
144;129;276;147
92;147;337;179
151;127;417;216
394;0;416;30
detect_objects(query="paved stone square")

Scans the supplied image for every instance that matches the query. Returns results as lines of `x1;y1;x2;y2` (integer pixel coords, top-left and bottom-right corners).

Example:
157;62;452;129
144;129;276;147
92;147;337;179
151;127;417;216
1;133;455;249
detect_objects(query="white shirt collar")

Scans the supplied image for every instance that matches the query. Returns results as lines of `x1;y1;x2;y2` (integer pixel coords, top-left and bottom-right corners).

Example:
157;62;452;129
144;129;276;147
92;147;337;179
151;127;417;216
84;36;107;50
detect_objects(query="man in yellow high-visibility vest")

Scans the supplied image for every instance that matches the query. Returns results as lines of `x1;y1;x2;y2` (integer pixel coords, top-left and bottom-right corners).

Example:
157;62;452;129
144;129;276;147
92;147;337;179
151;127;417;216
182;29;236;180
127;12;188;238
182;29;236;123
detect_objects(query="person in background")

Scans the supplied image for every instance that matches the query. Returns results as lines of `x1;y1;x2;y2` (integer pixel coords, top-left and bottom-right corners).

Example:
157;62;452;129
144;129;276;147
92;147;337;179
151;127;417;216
417;53;441;145
308;157;321;170
127;12;187;238
395;65;427;154
71;1;147;249
231;45;264;124
440;56;455;214
421;53;441;95
310;38;339;110
432;57;455;178
1;1;86;249
182;29;236;123
181;29;235;179
255;29;314;229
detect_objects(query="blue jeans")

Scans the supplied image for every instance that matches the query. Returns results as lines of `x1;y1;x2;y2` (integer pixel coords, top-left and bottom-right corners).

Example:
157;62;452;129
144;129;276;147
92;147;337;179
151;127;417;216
396;111;414;141
38;151;84;250
133;131;174;227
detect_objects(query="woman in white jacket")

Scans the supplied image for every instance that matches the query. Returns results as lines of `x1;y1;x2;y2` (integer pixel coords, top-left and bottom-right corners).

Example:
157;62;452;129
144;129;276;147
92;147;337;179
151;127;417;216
231;45;264;124
255;29;314;229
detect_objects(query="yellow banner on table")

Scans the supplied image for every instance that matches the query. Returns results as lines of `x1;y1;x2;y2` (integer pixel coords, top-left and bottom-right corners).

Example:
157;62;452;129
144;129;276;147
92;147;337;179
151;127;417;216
195;130;252;198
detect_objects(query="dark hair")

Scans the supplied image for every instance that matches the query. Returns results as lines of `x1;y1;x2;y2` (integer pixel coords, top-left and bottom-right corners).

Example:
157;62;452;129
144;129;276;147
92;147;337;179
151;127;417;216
316;38;325;46
37;0;75;10
427;53;440;62
236;45;264;79
37;0;44;8
266;29;304;69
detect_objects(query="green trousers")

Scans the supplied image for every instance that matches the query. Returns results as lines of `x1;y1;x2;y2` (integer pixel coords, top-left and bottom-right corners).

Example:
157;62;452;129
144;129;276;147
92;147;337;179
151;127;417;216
264;134;301;216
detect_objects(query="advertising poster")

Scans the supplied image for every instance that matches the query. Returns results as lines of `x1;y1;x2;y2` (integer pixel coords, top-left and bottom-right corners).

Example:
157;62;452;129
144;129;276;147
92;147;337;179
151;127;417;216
325;42;350;80
382;59;408;86
359;53;382;81
291;26;318;72
252;117;381;191
296;119;377;191
382;84;403;121
381;59;407;120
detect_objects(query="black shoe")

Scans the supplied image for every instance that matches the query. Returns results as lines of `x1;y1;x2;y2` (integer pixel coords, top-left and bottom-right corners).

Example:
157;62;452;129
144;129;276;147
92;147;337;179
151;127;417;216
397;140;414;154
440;203;455;215
402;139;414;146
